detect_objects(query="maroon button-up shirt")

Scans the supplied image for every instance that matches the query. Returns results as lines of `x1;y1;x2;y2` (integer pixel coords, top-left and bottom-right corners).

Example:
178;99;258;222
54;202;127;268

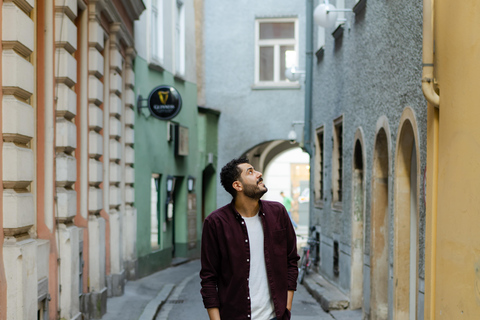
200;200;299;320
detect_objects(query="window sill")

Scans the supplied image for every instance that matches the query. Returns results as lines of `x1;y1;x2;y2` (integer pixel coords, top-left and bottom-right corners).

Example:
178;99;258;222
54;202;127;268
174;73;186;82
332;201;343;212
332;24;344;40
148;60;165;73
316;46;325;62
251;83;301;90
353;0;367;14
314;200;324;209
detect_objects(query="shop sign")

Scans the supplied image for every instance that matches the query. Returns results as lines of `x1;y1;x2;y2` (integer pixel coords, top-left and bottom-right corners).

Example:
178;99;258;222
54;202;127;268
147;85;182;120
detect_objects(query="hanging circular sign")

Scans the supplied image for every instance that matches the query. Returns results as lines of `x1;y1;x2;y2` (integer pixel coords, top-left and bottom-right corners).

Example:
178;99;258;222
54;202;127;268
147;85;182;120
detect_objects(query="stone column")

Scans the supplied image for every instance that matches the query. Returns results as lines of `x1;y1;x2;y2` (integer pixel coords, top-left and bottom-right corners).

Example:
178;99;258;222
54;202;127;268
123;48;137;280
2;0;37;319
85;1;107;318
54;0;81;318
106;23;125;296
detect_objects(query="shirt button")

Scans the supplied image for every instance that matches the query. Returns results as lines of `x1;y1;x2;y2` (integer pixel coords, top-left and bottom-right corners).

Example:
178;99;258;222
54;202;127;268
242;221;245;224
247;297;250;300
247;259;249;262
245;239;248;242
248;315;250;318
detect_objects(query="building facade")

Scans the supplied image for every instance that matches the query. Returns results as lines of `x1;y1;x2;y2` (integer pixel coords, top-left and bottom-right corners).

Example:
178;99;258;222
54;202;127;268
200;0;307;206
133;0;220;278
424;0;480;318
0;0;144;318
309;0;427;319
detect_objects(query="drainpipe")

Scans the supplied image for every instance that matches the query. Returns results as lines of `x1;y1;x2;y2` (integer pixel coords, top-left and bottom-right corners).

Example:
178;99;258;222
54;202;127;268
422;0;440;107
304;0;314;156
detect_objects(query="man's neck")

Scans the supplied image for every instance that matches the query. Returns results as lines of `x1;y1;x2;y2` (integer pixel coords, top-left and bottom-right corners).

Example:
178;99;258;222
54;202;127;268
234;195;260;218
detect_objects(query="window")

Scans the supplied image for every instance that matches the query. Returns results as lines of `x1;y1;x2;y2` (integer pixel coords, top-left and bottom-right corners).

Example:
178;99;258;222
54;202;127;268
332;117;343;207
255;18;298;85
175;0;185;75
151;0;164;63
151;174;161;250
314;127;325;205
336;0;345;28
333;240;339;277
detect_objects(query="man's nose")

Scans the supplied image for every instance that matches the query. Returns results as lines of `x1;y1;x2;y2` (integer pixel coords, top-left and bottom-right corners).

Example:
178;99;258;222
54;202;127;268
256;171;263;178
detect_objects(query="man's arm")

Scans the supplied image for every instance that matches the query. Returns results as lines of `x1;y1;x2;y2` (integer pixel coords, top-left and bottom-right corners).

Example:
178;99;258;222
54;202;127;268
200;219;221;313
207;308;221;320
286;290;294;311
284;207;300;290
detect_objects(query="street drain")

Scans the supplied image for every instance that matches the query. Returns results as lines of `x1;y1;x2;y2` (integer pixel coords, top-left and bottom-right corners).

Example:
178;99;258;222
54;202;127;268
167;300;184;304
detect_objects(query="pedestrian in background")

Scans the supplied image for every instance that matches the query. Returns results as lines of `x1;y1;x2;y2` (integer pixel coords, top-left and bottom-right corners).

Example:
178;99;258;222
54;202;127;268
280;191;297;229
200;157;299;320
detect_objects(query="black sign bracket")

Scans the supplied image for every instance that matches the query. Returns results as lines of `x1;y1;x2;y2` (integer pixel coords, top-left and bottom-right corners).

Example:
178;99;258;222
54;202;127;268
137;95;148;115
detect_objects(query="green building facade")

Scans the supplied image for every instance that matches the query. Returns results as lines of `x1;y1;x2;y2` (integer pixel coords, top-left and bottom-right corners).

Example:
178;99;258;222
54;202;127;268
133;0;219;278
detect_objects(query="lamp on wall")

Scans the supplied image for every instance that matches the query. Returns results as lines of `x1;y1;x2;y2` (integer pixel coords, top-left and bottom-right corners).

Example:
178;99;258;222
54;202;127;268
166;175;175;193
187;176;196;192
285;66;306;82
313;0;352;29
288;121;305;144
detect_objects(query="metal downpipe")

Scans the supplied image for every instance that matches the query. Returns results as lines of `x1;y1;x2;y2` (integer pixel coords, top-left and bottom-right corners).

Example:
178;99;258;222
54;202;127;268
422;0;440;107
304;0;314;156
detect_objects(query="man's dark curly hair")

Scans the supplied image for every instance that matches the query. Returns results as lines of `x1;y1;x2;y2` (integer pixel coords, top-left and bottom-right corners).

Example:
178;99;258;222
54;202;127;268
220;156;250;198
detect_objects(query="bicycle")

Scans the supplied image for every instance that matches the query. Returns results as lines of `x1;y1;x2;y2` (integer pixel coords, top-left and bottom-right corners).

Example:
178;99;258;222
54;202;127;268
298;227;320;284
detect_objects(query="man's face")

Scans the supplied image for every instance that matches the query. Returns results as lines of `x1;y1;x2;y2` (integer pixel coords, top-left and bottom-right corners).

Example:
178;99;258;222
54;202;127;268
237;163;268;199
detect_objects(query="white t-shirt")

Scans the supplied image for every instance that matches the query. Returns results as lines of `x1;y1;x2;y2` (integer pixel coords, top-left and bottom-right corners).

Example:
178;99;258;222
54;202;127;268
243;213;276;320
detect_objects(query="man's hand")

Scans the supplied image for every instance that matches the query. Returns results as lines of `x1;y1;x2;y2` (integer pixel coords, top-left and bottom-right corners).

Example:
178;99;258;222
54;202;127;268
287;290;294;311
207;307;221;320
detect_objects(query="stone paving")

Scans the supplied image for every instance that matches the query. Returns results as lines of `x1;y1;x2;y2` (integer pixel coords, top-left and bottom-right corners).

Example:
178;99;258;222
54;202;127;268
102;259;362;320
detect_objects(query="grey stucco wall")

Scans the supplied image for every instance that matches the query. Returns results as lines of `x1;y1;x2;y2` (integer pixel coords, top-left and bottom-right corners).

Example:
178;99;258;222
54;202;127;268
202;0;307;206
311;0;427;313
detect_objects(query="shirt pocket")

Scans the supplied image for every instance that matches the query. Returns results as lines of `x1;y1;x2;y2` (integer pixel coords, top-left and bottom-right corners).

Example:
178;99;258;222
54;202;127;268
272;228;287;256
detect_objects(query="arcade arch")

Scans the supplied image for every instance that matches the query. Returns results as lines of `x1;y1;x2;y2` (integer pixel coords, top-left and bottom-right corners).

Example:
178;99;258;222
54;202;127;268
350;129;366;310
370;118;391;320
393;108;420;320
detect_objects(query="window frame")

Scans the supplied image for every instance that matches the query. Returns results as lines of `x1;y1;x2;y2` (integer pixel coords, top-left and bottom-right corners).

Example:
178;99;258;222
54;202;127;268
332;116;344;210
314;126;325;207
150;0;164;65
254;17;299;87
150;173;161;250
174;0;185;76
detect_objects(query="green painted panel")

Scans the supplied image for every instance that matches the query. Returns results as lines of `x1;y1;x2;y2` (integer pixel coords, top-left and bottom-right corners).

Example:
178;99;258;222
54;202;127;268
133;56;218;277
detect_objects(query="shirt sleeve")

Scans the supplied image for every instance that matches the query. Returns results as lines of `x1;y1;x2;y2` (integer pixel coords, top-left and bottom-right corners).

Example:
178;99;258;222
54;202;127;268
284;207;300;291
199;218;221;309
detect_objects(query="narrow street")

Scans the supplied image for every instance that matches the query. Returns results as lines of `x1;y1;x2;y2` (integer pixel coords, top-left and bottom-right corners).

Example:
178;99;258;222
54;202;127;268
103;259;361;320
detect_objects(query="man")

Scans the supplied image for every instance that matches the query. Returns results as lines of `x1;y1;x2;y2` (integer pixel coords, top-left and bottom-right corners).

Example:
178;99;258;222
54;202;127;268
200;157;299;320
280;191;297;229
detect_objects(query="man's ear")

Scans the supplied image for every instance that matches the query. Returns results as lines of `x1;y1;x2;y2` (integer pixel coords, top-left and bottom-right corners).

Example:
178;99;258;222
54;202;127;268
232;180;242;193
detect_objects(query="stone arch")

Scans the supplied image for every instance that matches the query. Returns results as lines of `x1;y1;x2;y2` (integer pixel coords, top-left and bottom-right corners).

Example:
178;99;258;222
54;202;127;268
350;128;366;310
370;116;391;320
242;140;302;173
393;107;420;320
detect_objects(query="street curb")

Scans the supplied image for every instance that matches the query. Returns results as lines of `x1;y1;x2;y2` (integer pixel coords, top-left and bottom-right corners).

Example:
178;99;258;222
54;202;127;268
302;273;349;312
138;283;175;320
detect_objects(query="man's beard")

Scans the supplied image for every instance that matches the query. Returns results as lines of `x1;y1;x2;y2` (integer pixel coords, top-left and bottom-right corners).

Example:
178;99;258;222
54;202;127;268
242;179;268;200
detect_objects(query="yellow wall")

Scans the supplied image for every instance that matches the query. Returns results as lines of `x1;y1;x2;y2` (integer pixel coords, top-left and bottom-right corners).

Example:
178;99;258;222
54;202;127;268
425;0;480;318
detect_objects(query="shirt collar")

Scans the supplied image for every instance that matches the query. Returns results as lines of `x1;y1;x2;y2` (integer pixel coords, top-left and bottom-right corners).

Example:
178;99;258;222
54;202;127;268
229;200;265;220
